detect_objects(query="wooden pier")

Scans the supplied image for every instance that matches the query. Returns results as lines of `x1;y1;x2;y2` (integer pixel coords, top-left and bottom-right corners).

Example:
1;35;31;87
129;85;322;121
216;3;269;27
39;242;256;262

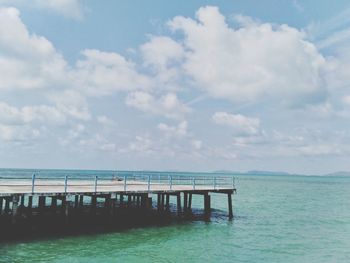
0;173;236;239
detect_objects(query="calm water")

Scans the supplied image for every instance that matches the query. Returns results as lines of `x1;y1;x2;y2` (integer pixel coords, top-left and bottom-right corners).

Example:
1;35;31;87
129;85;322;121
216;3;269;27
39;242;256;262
0;169;350;263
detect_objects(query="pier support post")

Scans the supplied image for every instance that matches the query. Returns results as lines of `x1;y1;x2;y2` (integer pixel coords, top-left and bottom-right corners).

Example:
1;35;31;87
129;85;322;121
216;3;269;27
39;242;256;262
120;194;124;208
165;194;170;212
75;195;79;209
5;197;10;214
79;195;84;208
0;197;3;214
228;193;233;219
188;193;192;211
61;196;67;215
157;194;161;211
20;195;25;208
65;201;71;224
161;194;165;211
204;193;211;216
51;196;57;211
12;195;20;224
184;192;188;213
38;196;46;212
148;197;152;209
140;194;147;209
27;196;33;217
91;196;97;215
176;193;182;215
127;195;132;208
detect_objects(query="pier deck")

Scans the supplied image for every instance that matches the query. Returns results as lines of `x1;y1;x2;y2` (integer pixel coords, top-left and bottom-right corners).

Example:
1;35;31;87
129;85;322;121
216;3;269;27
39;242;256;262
0;173;236;235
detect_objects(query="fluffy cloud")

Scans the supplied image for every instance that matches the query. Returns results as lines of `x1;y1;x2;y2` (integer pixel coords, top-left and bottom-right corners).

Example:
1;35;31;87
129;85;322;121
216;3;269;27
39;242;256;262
0;7;68;90
0;102;66;125
212;111;260;136
169;6;328;105
141;36;184;70
48;90;90;120
0;0;84;19
157;121;188;138
0;124;40;142
74;49;152;96
126;91;190;119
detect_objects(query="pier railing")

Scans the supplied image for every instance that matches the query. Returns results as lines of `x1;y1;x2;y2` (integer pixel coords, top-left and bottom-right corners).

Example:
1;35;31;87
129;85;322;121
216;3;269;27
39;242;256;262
0;173;235;194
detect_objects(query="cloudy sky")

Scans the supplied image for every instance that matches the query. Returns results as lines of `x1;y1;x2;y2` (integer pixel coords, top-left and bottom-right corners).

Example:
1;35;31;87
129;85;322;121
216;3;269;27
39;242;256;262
0;0;350;174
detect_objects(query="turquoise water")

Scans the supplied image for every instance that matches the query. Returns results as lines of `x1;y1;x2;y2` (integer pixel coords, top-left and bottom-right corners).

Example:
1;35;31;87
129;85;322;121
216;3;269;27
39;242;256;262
1;170;350;262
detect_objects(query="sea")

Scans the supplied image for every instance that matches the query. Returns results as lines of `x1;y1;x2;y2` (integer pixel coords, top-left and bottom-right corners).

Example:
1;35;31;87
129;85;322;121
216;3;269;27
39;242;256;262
0;169;349;263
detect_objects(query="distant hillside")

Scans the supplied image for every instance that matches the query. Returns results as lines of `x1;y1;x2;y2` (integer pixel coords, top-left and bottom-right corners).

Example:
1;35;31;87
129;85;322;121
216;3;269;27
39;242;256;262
324;171;350;177
213;170;291;176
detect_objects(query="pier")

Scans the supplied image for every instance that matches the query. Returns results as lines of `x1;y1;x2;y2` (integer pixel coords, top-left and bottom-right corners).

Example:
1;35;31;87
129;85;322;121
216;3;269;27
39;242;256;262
0;173;236;240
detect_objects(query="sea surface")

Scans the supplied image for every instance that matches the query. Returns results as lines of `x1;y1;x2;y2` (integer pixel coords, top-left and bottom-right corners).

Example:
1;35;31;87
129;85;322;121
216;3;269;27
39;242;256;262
0;169;350;263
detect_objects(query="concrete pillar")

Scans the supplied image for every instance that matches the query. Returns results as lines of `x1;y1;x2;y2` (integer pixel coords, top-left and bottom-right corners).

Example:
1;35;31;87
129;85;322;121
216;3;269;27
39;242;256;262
184;192;188;213
188;193;192;210
5;197;11;214
147;197;152;209
127;195;132;208
204;193;211;216
120;194;124;208
65;201;71;224
136;195;140;207
79;195;84;207
0;197;3;214
75;195;79;208
91;196;97;215
176;193;182;215
12;195;20;224
61;196;67;214
228;193;233;219
161;194;165;211
140;194;147;208
157;194;161;211
110;197;116;217
38;196;46;212
27;196;33;217
20;195;25;208
51;196;57;211
165;194;170;211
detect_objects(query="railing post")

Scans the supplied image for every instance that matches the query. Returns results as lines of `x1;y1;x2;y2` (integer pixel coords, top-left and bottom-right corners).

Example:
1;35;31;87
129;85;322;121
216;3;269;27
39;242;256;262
148;175;151;192
192;177;196;190
232;177;235;188
31;173;36;193
169;175;172;190
124;175;127;191
94;176;98;192
64;175;68;193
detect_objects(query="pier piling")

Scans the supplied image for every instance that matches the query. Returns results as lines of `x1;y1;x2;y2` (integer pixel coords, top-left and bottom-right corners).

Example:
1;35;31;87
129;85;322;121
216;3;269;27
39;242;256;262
228;193;233;219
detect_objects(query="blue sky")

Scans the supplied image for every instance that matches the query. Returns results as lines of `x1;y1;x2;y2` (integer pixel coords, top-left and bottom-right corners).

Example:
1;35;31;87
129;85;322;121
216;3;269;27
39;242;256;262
0;0;350;174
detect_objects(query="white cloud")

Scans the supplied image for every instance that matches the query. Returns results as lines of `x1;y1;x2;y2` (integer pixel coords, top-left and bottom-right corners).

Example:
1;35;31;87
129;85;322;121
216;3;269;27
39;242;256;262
126;91;190;119
0;102;66;125
73;49;152;96
0;7;68;90
128;135;154;153
212;111;260;136
0;0;84;19
141;36;184;70
48;90;90;120
0;124;40;142
168;6;328;105
157;121;188;138
191;139;202;150
97;115;117;127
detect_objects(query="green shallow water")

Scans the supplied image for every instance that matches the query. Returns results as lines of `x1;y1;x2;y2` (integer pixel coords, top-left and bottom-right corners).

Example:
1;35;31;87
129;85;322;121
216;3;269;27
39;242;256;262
1;170;350;263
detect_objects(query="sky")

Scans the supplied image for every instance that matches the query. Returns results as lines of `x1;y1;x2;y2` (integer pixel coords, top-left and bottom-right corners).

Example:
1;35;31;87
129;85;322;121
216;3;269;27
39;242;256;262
0;0;350;174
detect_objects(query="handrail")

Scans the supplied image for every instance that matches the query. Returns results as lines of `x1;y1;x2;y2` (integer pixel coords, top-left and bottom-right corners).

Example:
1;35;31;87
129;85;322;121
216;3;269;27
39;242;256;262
0;173;236;194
